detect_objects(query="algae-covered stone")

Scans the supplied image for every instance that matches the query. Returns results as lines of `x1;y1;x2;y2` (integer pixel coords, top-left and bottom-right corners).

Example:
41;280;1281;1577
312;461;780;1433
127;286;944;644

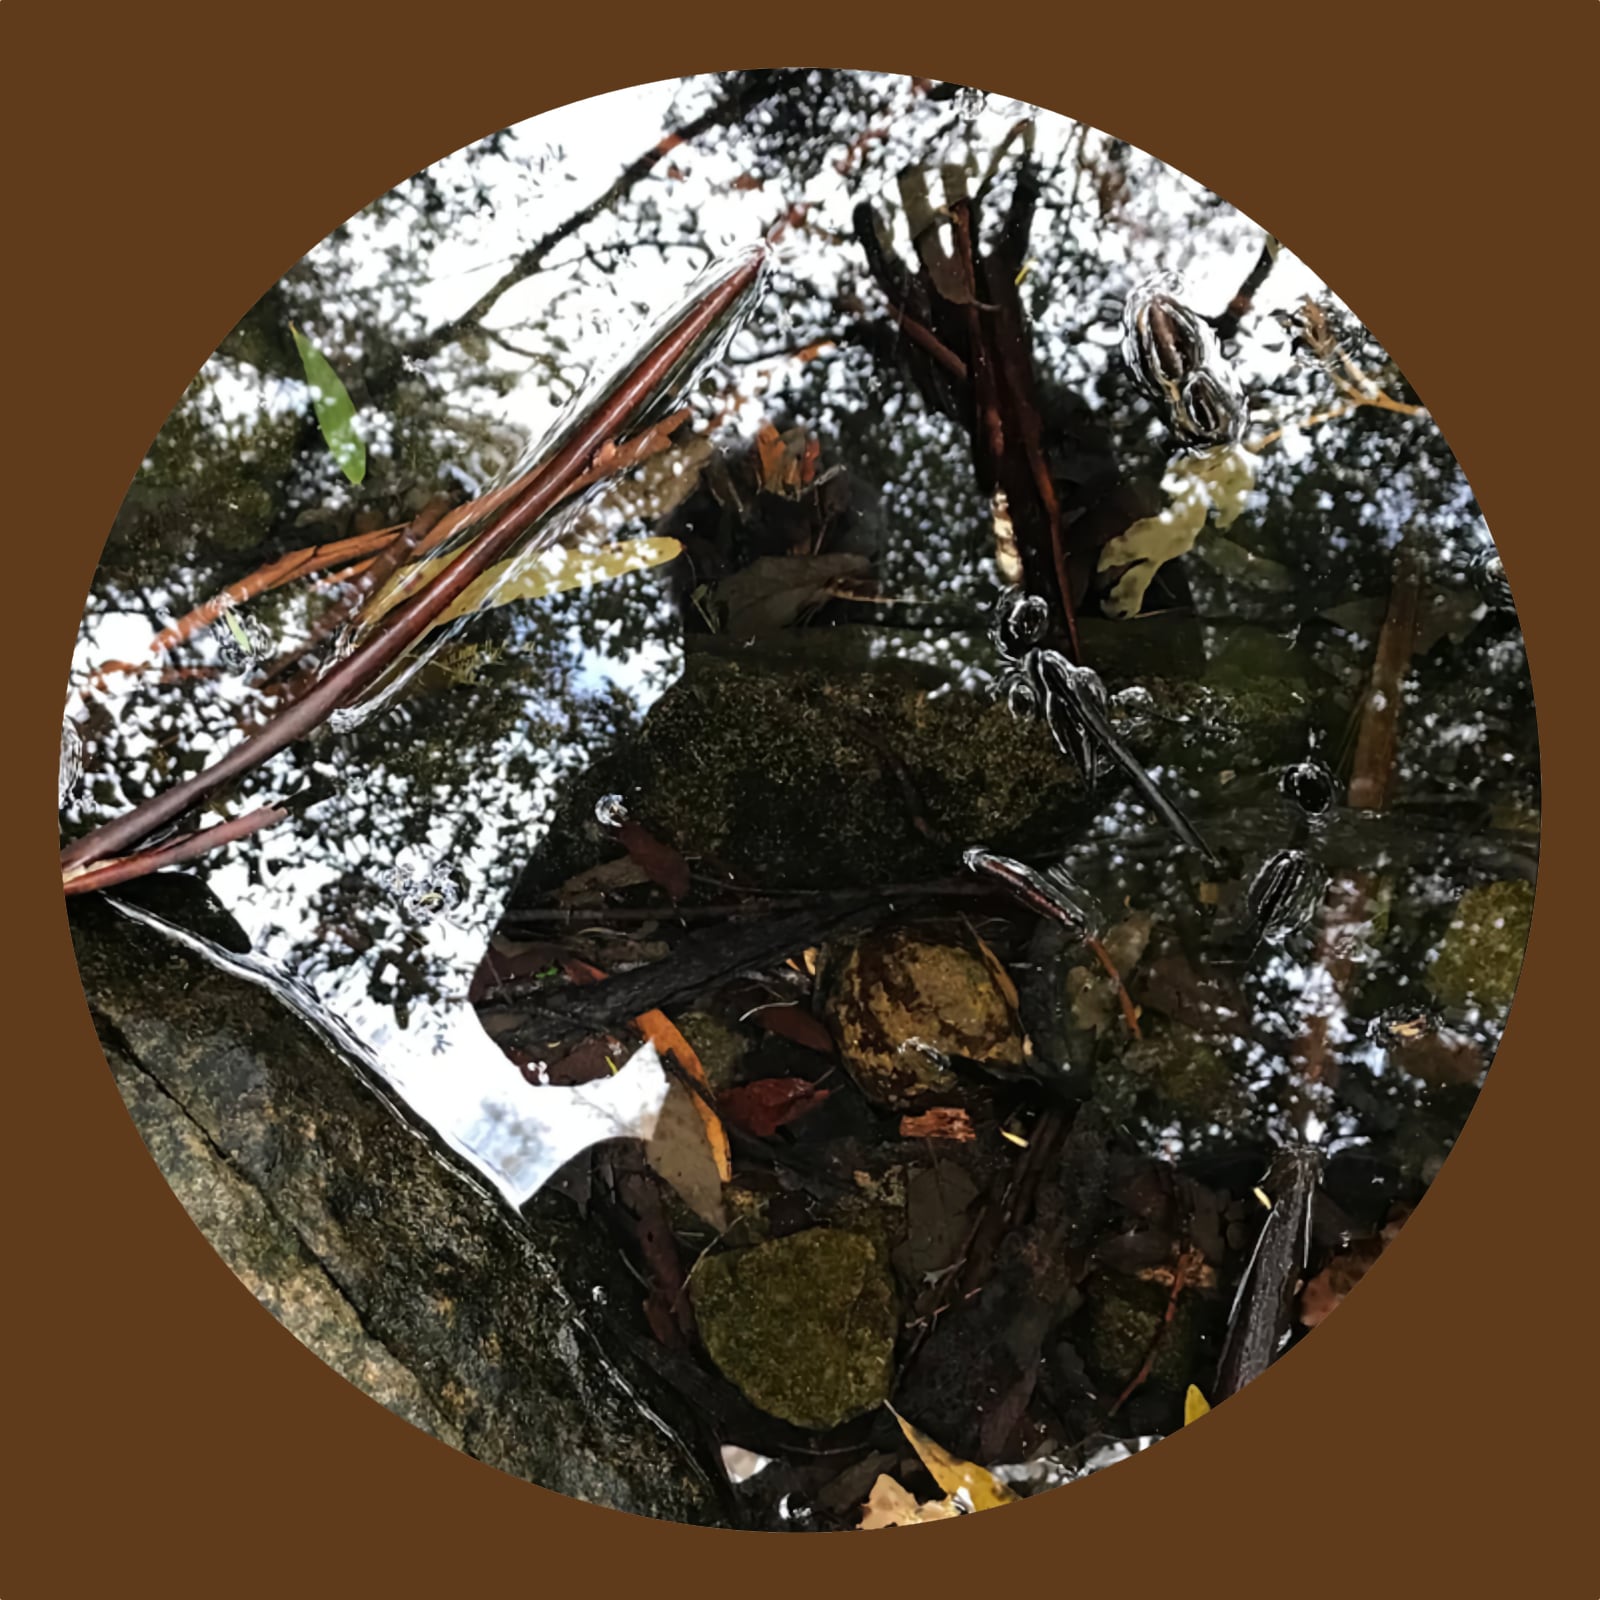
823;924;1026;1108
675;1010;747;1092
1080;1271;1203;1392
690;1229;896;1430
1427;879;1535;1009
631;654;1085;889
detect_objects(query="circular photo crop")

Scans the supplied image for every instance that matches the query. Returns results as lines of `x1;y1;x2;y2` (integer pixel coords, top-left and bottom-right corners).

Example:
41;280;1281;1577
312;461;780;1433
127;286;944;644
62;70;1538;1528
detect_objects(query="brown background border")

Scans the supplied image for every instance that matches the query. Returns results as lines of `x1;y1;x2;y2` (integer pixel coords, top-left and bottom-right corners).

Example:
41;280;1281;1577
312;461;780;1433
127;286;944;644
6;5;1594;1595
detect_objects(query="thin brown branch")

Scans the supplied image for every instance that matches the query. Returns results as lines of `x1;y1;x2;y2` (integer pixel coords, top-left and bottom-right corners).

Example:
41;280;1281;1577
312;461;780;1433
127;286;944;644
62;805;289;897
1085;934;1143;1039
385;72;808;380
61;251;766;886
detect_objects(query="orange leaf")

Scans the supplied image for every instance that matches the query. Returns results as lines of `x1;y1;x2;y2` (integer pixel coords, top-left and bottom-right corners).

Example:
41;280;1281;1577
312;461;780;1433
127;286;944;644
755;422;786;489
636;1010;732;1182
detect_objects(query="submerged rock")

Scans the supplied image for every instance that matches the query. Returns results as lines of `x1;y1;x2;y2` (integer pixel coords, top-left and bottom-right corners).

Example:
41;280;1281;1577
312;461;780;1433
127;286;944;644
690;1228;896;1431
822;923;1027;1108
1426;878;1535;1009
70;880;727;1524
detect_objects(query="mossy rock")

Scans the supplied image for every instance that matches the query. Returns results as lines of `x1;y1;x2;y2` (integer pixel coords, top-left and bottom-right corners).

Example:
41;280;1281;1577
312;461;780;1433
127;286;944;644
690;1229;896;1430
1426;879;1535;1010
630;654;1086;889
822;924;1026;1108
1079;1271;1204;1393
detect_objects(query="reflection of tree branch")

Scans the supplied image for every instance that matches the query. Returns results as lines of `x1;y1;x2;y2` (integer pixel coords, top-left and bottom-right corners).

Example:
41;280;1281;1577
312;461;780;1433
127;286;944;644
62;257;765;891
1292;534;1422;1091
1250;302;1424;452
1213;237;1279;343
379;71;808;386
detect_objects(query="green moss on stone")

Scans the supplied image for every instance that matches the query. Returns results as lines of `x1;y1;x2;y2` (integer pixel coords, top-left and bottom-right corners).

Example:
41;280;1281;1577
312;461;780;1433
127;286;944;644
1427;879;1535;1009
690;1228;896;1430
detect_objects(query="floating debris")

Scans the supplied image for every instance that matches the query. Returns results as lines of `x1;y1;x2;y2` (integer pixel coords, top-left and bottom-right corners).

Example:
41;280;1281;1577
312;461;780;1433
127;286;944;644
963;846;1103;941
1469;548;1514;612
1367;1002;1444;1049
1279;757;1336;817
1121;273;1246;453
990;589;1217;862
1246;848;1328;943
954;85;987;120
381;859;465;924
59;717;83;808
594;793;631;828
210;603;274;673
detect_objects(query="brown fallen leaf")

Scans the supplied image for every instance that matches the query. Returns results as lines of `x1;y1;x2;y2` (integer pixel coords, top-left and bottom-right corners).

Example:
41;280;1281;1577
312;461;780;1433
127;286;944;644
750;1003;837;1055
899;1107;975;1142
966;927;1020;1013
523;956;733;1187
614;819;692;900
645;1080;728;1229
858;1475;962;1530
720;1077;832;1138
1298;1209;1407;1327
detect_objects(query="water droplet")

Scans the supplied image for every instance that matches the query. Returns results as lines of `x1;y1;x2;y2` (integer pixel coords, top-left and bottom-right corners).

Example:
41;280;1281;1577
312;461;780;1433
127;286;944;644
382;860;465;924
1279;757;1336;816
1120;274;1246;453
1247;849;1327;943
594;793;630;828
59;717;83;808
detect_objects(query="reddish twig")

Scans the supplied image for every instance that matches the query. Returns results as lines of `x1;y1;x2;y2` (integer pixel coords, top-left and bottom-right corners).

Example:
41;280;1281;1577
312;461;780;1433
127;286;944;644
62;805;289;897
1085;934;1143;1039
883;303;969;382
61;250;765;887
1108;1247;1202;1416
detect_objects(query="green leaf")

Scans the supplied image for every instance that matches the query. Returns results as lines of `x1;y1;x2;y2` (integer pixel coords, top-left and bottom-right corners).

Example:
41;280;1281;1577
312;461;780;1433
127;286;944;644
290;323;366;486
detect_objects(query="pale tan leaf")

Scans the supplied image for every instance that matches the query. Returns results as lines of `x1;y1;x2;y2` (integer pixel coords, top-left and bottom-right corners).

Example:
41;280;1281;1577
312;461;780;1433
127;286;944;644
858;1474;962;1529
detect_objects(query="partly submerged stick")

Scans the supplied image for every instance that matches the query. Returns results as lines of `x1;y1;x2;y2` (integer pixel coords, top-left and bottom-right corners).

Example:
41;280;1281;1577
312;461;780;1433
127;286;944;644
62;249;766;888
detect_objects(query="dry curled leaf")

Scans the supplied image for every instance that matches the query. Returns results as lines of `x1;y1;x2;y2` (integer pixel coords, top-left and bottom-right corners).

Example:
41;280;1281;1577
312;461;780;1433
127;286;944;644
636;1010;731;1182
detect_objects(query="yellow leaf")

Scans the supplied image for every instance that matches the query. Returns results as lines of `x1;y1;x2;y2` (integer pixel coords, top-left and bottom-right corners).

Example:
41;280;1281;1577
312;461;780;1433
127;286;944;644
364;536;682;634
1185;1385;1212;1424
858;1475;962;1530
888;1406;1018;1511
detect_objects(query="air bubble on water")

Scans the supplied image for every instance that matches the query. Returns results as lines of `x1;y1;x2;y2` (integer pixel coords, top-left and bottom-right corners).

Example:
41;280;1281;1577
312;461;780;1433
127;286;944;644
594;793;630;828
381;859;465;924
210;604;274;674
59;717;83;808
955;85;986;120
